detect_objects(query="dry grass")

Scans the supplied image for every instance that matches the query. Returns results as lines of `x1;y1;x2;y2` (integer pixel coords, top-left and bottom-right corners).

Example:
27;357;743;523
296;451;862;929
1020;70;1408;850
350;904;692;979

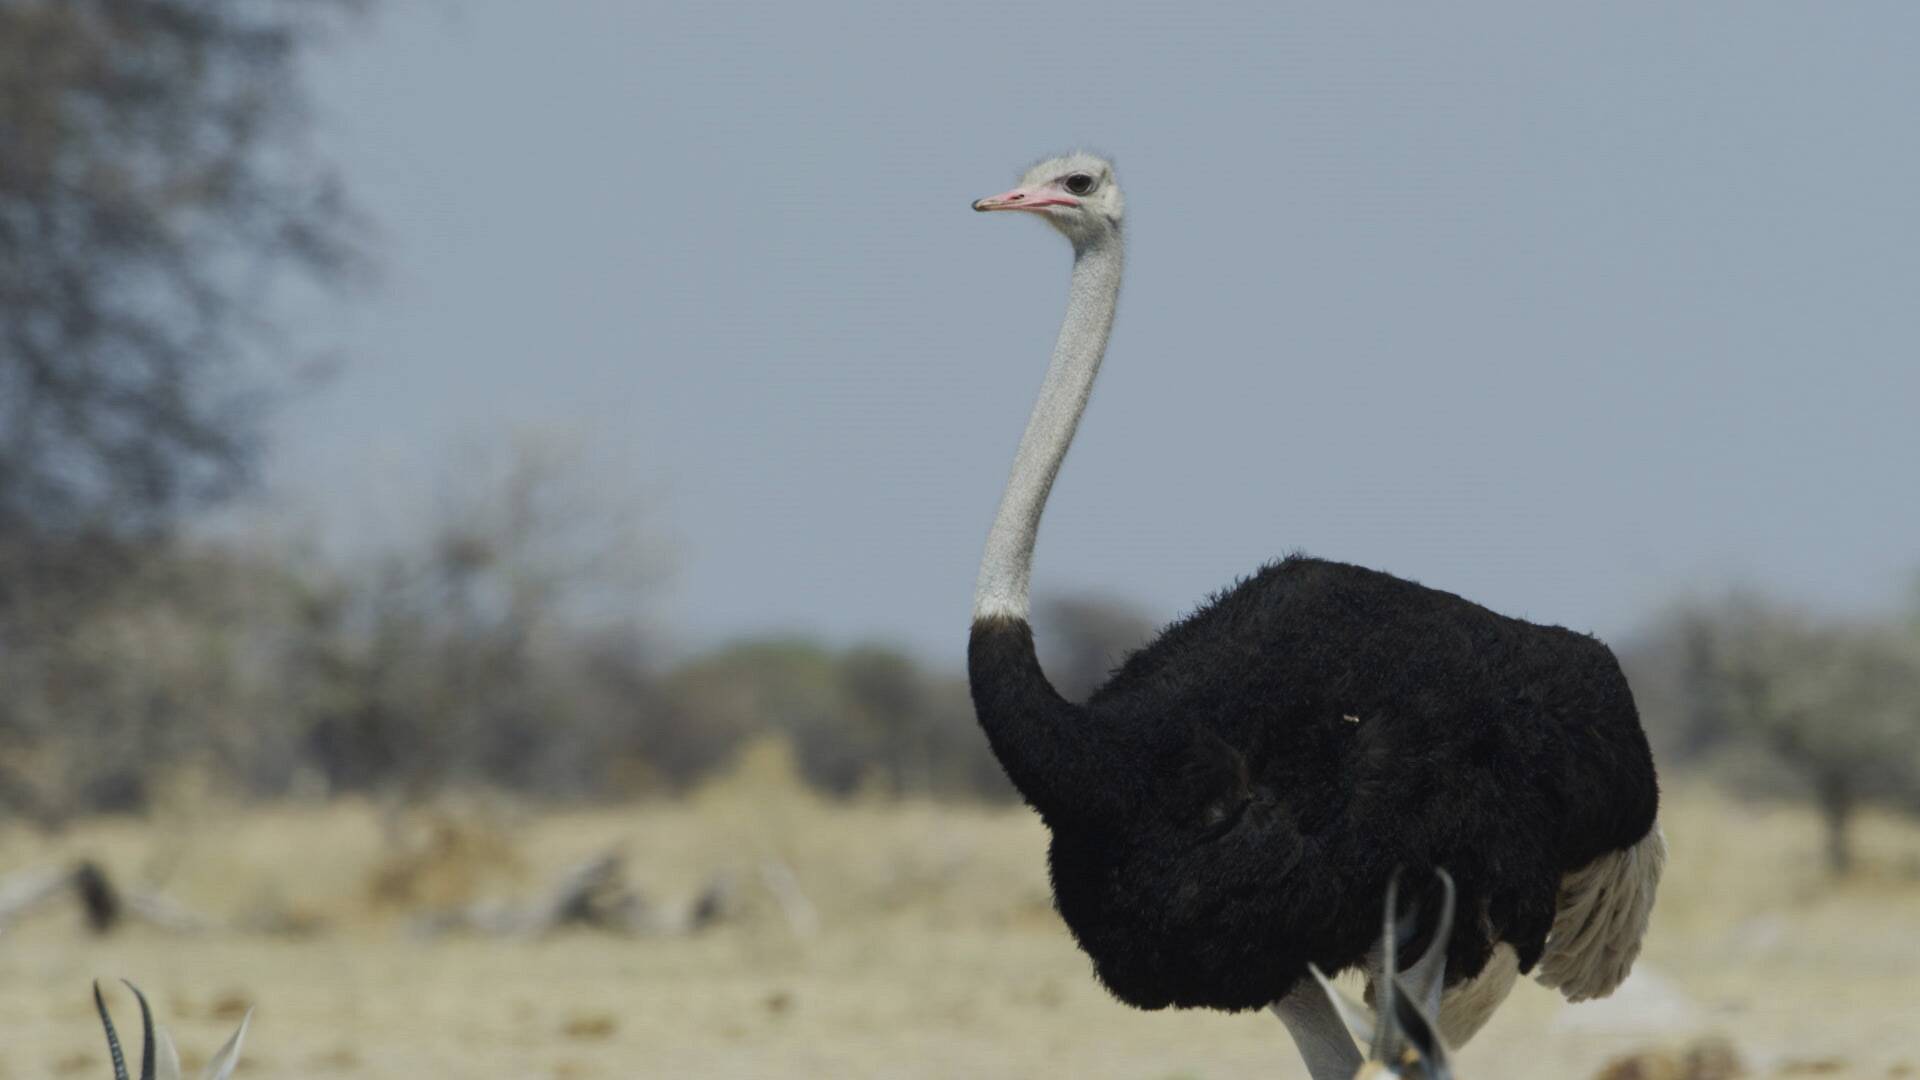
3;744;1918;1079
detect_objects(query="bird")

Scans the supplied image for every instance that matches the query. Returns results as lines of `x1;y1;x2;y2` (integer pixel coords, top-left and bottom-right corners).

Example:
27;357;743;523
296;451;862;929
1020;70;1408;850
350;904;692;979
965;152;1664;1080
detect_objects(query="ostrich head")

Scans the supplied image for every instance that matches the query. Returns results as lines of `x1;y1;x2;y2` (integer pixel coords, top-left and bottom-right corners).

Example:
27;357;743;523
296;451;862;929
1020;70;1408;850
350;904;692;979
973;152;1123;248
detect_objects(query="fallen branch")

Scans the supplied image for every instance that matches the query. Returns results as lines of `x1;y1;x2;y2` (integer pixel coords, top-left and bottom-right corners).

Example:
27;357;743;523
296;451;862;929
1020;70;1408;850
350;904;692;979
0;860;218;936
757;858;818;939
412;847;738;938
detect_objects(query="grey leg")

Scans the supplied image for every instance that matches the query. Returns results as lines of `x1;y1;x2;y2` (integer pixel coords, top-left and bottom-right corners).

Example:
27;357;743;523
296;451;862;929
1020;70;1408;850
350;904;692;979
1396;868;1457;1020
1271;988;1364;1080
1398;946;1446;1019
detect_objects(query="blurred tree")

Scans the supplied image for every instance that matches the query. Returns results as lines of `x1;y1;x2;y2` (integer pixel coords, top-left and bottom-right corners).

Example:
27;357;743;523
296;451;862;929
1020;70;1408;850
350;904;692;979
663;639;849;790
1654;597;1920;876
1035;591;1157;703
657;638;1012;800
1618;611;1725;766
0;431;681;819
0;536;316;821
303;434;669;801
840;645;929;794
0;0;368;821
838;644;1012;799
0;0;364;541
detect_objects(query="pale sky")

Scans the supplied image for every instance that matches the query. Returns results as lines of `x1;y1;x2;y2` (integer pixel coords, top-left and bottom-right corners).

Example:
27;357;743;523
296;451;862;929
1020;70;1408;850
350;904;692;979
270;2;1920;664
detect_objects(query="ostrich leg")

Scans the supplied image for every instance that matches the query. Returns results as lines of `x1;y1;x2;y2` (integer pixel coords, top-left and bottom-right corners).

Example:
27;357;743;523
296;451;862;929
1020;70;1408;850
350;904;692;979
1270;990;1364;1080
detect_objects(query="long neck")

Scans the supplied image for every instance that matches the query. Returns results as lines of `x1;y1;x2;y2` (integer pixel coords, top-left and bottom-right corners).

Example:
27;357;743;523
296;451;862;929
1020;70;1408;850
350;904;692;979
973;234;1123;621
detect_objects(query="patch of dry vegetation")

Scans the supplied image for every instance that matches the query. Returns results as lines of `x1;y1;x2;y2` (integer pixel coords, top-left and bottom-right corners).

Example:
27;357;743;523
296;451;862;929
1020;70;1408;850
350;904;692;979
2;754;1917;1079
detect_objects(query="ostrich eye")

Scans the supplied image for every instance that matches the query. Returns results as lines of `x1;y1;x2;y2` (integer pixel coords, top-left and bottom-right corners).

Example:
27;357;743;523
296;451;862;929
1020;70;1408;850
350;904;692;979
1064;173;1095;196
1198;794;1249;842
1179;726;1252;842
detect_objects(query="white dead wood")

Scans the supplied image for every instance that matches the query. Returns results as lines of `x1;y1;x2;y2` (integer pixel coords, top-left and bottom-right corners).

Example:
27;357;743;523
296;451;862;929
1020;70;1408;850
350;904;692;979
757;858;819;939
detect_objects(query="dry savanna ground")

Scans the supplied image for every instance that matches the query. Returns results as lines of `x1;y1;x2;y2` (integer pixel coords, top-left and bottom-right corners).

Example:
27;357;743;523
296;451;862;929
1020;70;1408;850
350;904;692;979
3;745;1918;1079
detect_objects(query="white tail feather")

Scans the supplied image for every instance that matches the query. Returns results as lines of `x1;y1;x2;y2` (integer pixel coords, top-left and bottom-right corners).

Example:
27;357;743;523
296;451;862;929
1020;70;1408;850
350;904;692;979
1534;824;1667;1002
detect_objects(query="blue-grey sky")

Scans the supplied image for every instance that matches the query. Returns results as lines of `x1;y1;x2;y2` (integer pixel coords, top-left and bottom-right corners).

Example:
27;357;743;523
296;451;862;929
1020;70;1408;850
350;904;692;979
274;2;1920;663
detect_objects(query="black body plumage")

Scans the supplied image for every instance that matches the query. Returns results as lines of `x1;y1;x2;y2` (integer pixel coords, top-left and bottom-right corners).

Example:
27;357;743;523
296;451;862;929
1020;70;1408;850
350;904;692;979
968;555;1659;1013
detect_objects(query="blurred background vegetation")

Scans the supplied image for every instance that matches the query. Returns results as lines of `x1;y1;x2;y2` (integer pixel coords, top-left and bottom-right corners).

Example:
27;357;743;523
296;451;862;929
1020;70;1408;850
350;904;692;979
2;0;1918;874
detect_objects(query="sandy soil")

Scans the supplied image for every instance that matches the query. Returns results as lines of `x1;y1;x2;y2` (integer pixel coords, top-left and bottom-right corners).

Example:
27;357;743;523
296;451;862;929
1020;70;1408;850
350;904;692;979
3;756;1917;1079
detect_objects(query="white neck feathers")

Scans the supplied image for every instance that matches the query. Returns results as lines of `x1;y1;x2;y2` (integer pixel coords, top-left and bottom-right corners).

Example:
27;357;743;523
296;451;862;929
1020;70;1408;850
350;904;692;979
973;235;1123;622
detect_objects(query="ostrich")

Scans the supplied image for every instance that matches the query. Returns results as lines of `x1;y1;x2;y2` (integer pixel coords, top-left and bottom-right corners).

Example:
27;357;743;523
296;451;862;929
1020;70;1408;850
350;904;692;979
966;153;1664;1079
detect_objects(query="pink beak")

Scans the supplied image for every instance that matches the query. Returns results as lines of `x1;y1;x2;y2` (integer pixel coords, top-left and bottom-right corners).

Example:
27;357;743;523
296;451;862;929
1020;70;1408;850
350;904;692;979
972;185;1080;213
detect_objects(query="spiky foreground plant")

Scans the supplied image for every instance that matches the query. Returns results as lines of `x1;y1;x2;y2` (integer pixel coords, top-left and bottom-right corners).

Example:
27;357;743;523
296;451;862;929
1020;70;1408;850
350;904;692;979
93;981;250;1080
1312;871;1458;1079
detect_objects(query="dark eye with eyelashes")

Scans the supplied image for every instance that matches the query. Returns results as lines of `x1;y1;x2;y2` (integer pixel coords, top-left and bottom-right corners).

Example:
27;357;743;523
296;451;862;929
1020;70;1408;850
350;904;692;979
1063;173;1095;196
